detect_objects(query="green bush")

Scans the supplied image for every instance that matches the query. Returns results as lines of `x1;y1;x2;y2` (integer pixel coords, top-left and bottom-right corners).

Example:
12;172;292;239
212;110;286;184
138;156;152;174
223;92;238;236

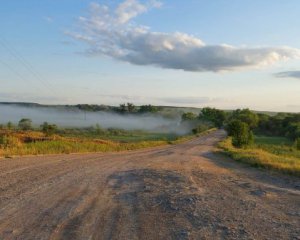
41;122;58;136
192;124;209;134
18;118;32;131
229;120;253;148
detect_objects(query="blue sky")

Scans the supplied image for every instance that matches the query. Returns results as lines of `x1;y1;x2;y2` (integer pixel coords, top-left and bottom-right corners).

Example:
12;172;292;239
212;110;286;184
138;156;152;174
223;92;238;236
0;0;300;112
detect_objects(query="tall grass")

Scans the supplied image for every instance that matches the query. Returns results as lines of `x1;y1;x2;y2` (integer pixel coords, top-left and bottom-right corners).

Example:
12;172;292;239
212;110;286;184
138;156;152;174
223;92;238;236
0;129;216;157
0;139;168;156
219;137;300;176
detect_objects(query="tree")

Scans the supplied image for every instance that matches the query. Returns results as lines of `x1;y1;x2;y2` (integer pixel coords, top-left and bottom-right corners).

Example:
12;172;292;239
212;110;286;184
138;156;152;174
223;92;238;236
127;103;136;113
18;118;32;131
41;122;57;136
228;120;253;148
6;121;14;130
118;103;136;113
138;105;158;113
181;112;197;121
230;109;259;129
119;103;127;113
199;107;226;128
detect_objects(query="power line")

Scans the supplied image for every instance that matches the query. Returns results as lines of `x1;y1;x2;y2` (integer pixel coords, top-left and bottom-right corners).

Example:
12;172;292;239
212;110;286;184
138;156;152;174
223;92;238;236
0;37;60;96
0;58;42;93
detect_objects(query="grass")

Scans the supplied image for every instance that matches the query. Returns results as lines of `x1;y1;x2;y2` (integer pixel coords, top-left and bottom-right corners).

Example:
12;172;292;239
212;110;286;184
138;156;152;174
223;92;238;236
254;136;300;159
0;139;168;156
59;129;180;142
219;136;300;176
0;128;215;157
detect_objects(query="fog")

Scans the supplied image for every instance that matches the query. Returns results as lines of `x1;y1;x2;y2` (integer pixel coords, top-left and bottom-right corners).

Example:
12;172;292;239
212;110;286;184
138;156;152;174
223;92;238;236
0;104;190;134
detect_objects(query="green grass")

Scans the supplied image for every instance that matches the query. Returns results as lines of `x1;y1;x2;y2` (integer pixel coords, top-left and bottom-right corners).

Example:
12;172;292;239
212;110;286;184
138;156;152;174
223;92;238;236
254;135;300;159
58;128;179;142
219;136;300;176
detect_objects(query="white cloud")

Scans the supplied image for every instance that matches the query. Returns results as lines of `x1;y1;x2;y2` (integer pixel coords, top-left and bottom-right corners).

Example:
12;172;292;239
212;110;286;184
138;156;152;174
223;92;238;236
68;0;300;72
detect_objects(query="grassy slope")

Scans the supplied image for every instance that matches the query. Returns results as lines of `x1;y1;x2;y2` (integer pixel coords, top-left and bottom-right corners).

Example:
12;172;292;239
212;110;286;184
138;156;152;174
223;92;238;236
219;136;300;176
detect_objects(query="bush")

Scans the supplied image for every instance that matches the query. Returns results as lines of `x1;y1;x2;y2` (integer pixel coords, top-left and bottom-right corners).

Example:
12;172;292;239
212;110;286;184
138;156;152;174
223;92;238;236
18;118;32;131
192;124;209;134
0;134;22;148
229;120;253;148
41;122;57;136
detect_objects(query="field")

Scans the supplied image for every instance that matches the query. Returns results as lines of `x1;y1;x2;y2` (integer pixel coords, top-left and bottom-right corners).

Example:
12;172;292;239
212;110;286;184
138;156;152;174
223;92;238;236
219;135;300;176
0;128;215;157
57;128;180;142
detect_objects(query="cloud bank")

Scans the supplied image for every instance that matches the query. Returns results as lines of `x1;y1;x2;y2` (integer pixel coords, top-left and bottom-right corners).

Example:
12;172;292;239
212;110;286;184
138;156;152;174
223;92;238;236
274;71;300;79
67;0;300;72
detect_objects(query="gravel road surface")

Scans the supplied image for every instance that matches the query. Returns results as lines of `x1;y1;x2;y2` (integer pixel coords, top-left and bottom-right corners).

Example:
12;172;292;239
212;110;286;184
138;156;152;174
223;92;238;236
0;130;299;240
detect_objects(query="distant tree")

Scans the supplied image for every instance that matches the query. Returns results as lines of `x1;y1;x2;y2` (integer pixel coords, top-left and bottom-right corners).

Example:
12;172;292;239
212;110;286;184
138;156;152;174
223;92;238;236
138;105;158;113
18;118;32;131
118;103;136;113
181;112;197;121
230;109;259;129
127;103;136;113
199;107;226;128
41;122;57;136
6;121;14;130
119;103;127;113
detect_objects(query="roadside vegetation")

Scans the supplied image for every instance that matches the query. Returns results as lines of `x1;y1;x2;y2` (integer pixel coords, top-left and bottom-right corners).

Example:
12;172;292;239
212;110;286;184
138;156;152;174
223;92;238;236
180;106;299;175
219;137;300;176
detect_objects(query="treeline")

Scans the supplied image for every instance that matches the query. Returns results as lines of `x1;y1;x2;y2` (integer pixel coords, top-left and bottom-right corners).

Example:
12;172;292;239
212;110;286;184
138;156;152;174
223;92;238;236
117;103;159;114
76;103;159;114
182;107;300;148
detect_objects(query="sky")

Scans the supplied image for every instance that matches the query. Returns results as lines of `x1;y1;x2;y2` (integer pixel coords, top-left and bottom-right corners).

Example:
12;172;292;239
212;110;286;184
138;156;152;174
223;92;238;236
0;0;300;112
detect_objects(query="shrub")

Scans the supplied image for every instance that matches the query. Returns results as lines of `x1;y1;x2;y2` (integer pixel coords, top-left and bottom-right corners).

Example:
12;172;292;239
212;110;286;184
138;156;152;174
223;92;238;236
41;122;58;136
18;118;32;131
192;124;209;134
0;134;22;148
229;120;253;148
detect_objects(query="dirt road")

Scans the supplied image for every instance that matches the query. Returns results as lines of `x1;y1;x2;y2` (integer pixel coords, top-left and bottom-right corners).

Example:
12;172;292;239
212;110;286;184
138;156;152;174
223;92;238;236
0;130;299;240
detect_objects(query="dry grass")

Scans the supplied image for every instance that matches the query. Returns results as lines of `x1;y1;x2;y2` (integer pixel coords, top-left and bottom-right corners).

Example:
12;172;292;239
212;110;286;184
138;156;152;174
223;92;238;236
0;129;216;157
219;137;300;176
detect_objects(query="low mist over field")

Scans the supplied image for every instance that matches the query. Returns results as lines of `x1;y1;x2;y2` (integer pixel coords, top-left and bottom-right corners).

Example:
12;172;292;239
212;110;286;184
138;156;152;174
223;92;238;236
0;104;190;134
